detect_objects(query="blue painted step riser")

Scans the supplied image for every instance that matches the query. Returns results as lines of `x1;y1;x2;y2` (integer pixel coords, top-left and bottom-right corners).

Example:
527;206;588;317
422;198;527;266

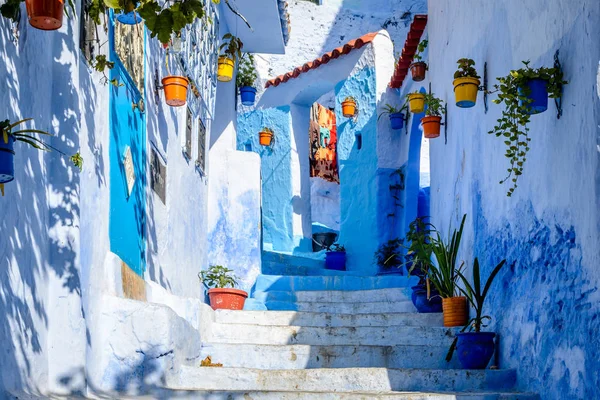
252;274;417;293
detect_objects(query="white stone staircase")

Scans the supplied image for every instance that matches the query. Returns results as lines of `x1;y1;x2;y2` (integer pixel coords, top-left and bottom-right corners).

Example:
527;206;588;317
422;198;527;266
163;257;539;399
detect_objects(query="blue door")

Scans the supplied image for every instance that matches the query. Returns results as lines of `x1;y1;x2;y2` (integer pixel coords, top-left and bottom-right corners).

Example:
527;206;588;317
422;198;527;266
108;15;146;275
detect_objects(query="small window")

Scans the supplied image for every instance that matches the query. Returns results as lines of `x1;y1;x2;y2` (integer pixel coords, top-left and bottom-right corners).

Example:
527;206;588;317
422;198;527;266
80;0;99;62
196;118;207;173
184;107;193;159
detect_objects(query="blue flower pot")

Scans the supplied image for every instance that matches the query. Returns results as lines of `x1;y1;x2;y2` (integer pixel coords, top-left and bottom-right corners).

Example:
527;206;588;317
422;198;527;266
116;11;142;25
519;78;548;114
240;86;257;106
325;251;346;271
389;112;405;130
456;332;496;369
411;284;442;313
0;136;15;184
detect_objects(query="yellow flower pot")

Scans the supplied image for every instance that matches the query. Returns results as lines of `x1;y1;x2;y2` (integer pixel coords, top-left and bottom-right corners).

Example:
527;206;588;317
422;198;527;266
217;56;235;82
408;93;425;114
453;77;480;108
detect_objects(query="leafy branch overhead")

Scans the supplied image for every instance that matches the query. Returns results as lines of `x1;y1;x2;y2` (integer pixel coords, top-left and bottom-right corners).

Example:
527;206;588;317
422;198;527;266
220;33;243;61
488;60;566;196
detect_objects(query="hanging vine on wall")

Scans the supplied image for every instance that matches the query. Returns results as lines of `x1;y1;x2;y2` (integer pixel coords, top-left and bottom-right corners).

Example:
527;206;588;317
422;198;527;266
488;60;566;197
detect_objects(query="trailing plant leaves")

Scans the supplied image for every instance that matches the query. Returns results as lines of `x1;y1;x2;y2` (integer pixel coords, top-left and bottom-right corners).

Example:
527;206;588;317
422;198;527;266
0;0;23;23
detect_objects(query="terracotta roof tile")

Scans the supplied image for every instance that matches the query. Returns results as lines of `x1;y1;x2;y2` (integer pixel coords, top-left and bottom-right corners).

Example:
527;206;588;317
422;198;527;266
389;14;428;89
265;32;379;88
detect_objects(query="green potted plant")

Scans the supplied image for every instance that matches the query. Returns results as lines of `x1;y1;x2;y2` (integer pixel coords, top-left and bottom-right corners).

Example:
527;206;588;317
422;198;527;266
237;53;258;106
0;118;82;186
374;238;403;271
421;93;444;139
448;257;506;369
426;214;467;327
489;61;567;197
325;243;346;271
378;104;407;130
410;39;428;81
218;33;243;82
453;58;481;108
199;265;248;310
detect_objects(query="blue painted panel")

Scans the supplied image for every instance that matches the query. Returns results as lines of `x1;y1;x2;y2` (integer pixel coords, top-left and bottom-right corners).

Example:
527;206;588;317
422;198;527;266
108;17;147;275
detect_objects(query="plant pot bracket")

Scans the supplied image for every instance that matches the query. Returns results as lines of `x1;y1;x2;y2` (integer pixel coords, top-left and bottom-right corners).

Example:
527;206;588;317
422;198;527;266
443;103;448;144
554;49;563;119
482;62;488;114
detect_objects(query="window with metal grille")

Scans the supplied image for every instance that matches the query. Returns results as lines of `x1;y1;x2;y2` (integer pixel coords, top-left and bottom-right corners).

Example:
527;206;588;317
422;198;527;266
184;107;193;159
196;118;206;173
79;0;100;63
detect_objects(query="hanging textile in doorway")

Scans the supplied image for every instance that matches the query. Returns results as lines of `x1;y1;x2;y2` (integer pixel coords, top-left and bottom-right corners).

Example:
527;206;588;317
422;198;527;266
309;103;339;183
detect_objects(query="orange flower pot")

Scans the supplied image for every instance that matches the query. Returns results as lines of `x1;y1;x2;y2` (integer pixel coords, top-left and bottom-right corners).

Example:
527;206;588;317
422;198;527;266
421;115;442;139
208;288;248;310
341;99;357;118
410;61;427;82
259;130;274;146
162;76;189;107
26;0;64;30
442;296;468;327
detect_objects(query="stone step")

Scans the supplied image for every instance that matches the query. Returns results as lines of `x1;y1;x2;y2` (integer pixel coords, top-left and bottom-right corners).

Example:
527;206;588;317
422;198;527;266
253;274;417;293
262;251;326;269
209;323;455;346
252;287;413;303
261;262;349;276
199;343;461;369
263;299;417;313
148;391;540;400
167;366;518;393
215;310;443;327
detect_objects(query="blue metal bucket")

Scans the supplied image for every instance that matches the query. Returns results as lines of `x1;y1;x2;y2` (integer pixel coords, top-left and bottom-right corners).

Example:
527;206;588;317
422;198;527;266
240;86;257;106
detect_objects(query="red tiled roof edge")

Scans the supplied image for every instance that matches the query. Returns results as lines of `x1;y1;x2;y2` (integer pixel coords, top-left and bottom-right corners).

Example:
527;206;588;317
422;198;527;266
265;32;379;89
389;14;428;89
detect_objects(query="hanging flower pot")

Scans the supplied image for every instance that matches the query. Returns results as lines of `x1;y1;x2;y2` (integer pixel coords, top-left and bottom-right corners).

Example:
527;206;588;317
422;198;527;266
456;332;496;369
207;288;248;310
116;11;142;25
341;97;357;118
519;78;549;114
389;112;405;130
442;296;468;327
25;0;64;31
410;61;427;82
259;128;274;146
217;56;235;82
162;76;189;107
421;115;442;139
453;77;480;108
0;136;15;184
239;86;257;106
407;93;425;113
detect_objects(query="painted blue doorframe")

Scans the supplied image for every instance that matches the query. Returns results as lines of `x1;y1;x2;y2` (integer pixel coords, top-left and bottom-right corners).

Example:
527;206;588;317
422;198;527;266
108;14;147;276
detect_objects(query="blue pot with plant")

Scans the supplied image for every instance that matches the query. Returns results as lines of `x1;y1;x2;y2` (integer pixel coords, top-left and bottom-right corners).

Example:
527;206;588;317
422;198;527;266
411;284;442;313
519;78;548;114
325;243;346;271
237;53;258;106
0;135;15;184
379;104;407;131
447;257;507;369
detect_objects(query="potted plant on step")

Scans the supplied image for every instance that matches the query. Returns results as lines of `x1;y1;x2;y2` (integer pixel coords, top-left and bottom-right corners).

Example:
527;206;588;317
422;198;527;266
0;118;82;186
405;217;442;313
218;33;243;82
488;61;567;197
199;265;248;310
237;53;258;106
427;214;467;327
449;257;507;369
374;238;403;271
325;243;346;271
453;58;481;108
421;93;444;139
407;91;425;114
378;104;407;130
410;39;428;82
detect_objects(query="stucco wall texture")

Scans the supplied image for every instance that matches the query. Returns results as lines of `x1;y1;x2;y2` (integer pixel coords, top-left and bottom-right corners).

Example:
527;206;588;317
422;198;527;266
423;1;600;398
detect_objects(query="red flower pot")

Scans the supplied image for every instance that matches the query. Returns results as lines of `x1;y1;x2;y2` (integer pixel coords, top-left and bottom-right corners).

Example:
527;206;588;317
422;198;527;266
207;288;248;310
410;61;427;82
26;0;64;30
421;115;442;139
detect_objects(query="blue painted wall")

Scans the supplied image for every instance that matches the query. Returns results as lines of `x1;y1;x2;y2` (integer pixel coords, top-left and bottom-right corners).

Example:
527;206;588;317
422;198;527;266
237;106;293;252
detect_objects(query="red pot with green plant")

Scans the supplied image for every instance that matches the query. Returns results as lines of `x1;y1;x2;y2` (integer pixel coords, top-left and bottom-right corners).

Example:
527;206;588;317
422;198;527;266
200;265;248;310
409;39;428;82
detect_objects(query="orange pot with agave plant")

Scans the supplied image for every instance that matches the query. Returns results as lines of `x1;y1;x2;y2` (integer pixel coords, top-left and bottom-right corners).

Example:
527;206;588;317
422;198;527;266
427;214;468;327
420;93;444;139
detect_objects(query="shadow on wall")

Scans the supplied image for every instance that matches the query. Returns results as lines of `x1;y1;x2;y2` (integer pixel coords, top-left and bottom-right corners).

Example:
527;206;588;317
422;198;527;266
0;13;95;396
